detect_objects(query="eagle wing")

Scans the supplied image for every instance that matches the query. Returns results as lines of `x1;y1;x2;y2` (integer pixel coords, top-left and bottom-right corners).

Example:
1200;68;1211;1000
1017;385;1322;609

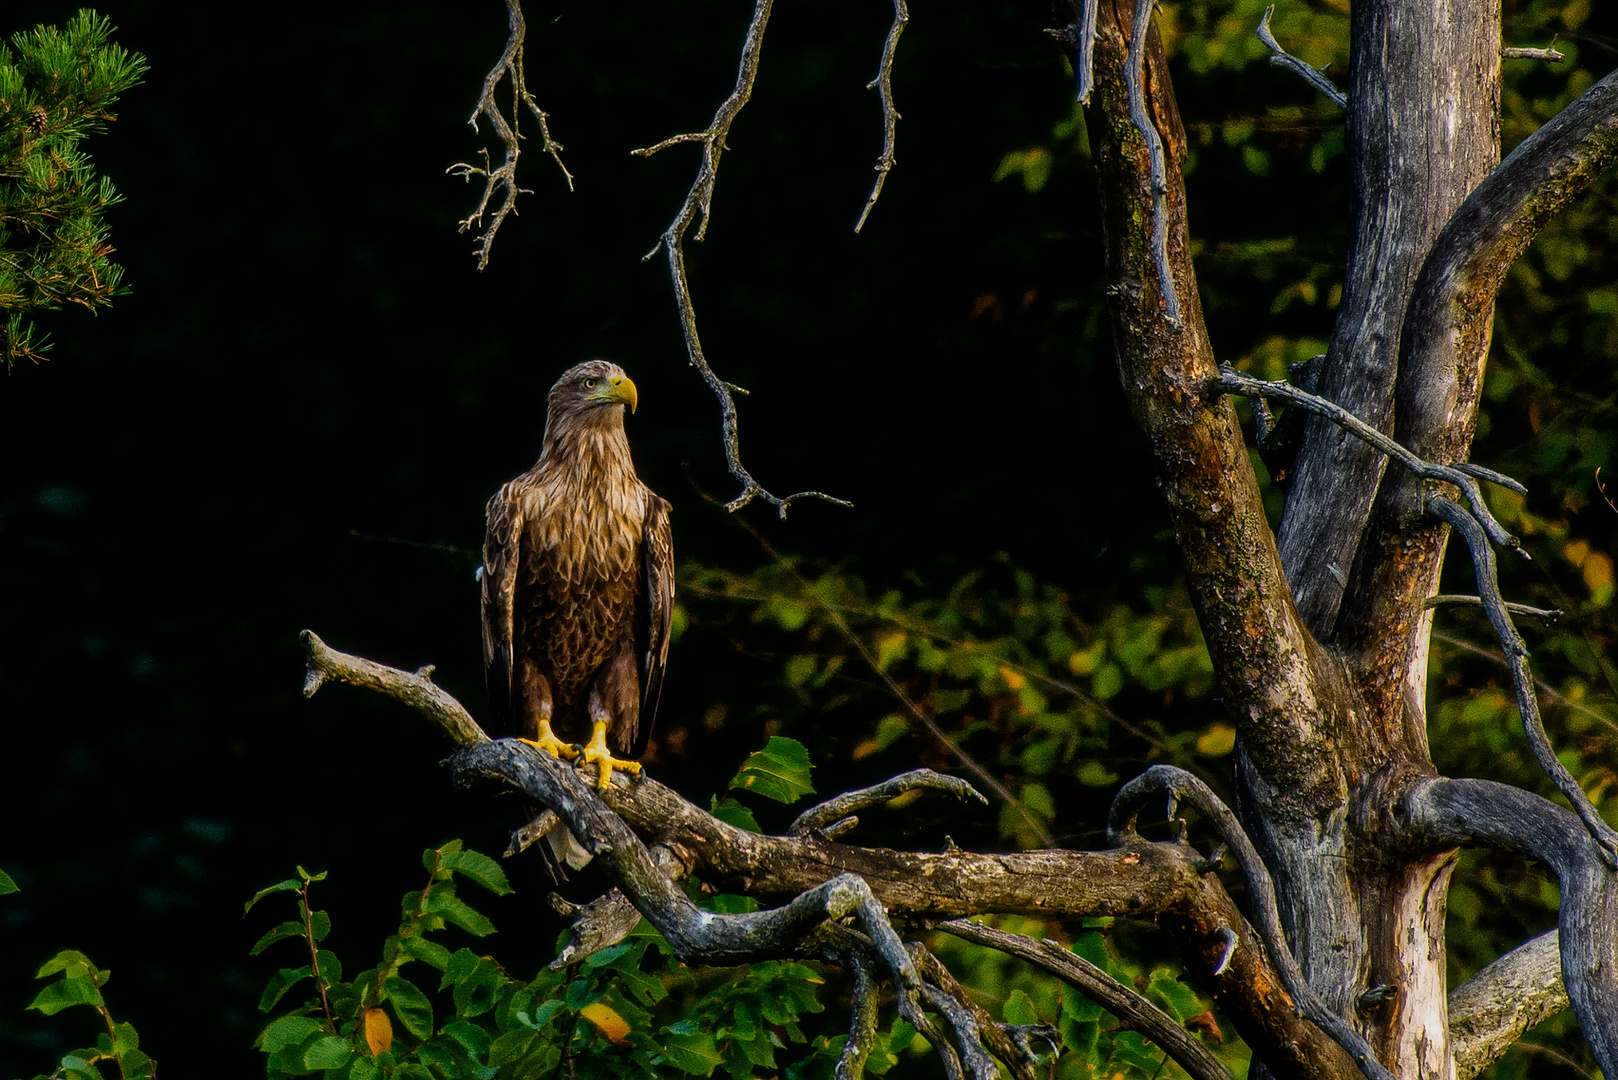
631;492;674;756
481;482;525;730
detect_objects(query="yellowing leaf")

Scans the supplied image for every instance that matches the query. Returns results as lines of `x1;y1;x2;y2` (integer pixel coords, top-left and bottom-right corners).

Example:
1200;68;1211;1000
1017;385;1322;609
1584;552;1612;591
1196;723;1236;757
581;1001;631;1044
1000;666;1026;691
363;1007;392;1055
1565;539;1591;567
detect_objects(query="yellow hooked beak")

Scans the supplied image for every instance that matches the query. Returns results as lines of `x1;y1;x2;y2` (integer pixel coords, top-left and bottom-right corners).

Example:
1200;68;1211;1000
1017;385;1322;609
609;374;638;414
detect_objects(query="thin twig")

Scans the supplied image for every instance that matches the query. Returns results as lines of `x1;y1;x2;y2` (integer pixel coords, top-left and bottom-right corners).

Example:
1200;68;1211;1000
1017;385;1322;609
633;0;851;517
681;577;1229;791
1256;6;1347;109
1211;365;1525;552
1425;594;1561;622
938;919;1232;1080
855;0;908;233
1426;496;1618;867
1075;0;1100;104
1432;631;1618;736
1598;467;1617;514
446;0;574;270
1501;40;1564;63
791;769;987;836
1123;0;1180;326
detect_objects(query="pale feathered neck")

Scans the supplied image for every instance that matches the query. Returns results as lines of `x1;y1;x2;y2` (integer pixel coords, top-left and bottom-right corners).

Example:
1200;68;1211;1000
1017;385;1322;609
538;406;636;485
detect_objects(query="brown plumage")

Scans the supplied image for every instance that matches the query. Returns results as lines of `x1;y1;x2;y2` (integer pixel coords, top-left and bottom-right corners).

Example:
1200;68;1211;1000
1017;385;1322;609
481;360;673;810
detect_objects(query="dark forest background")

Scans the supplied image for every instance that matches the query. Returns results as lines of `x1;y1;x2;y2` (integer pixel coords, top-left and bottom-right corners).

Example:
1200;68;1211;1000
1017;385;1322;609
2;0;1617;1075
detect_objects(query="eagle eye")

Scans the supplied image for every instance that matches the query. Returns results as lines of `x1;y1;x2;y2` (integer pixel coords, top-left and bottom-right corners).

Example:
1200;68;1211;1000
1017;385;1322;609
583;377;599;390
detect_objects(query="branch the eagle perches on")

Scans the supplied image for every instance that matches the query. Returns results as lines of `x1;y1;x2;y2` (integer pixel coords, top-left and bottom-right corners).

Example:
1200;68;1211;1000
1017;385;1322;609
301;630;1618;1080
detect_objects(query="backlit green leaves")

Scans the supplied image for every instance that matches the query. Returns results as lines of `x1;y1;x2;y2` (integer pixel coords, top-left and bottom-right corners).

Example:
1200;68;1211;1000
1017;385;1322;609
25;950;154;1079
728;736;816;804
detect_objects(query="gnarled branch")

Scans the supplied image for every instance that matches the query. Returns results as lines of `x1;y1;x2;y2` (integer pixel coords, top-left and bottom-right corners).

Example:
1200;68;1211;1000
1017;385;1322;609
1426;496;1618;864
632;0;850;517
1110;766;1395;1080
301;631;1359;1079
446;0;573;270
1402;778;1618;1077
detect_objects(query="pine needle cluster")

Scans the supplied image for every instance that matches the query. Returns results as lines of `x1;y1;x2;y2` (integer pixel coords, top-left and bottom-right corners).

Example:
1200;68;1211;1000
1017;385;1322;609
0;10;147;368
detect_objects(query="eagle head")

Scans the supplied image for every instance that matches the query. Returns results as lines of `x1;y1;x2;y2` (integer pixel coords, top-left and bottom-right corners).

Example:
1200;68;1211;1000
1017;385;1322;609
547;360;639;421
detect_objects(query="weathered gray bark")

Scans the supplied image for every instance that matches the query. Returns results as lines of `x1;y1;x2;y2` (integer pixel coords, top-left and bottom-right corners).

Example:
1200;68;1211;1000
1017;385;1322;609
1077;0;1618;1075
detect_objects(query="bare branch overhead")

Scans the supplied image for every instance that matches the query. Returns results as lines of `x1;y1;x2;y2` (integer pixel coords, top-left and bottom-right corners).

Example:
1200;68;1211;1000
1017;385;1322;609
447;0;573;270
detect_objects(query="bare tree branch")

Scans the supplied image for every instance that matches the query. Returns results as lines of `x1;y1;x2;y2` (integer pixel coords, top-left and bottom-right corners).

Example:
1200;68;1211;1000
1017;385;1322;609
790;769;986;837
631;0;850;517
1432;630;1618;736
1424;594;1561;623
1122;0;1179;326
1449;930;1568;1080
446;0;573;270
1426;496;1618;865
1501;41;1564;63
1402;777;1618;1078
1073;0;1099;103
1210;365;1523;552
1109;766;1396;1080
939;918;1231;1080
1255;6;1346;109
301;632;1362;1079
301;630;485;745
854;0;908;233
1337;63;1618;708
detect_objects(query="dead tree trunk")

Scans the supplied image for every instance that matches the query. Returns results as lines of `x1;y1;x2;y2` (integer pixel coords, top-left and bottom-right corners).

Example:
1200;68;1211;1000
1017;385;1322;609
1082;0;1618;1076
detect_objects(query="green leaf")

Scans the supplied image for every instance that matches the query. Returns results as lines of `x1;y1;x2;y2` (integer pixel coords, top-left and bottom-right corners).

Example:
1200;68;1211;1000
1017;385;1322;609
251;920;309;956
399;934;453;971
384;976;434;1040
709;796;762;833
660;1029;725;1076
489;1027;538;1066
35;950;97;979
440;849;513;895
28;975;103;1015
0;867;17;894
258;966;312;1012
303;1036;354;1070
257;1014;324;1053
728;737;816;804
1004;989;1040;1026
424;891;497;937
441;1019;493;1058
450;957;508;1018
245;878;303;915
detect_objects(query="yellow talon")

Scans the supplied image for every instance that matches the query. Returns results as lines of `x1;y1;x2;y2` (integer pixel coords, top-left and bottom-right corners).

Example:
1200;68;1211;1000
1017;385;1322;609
581;719;641;790
519;718;580;761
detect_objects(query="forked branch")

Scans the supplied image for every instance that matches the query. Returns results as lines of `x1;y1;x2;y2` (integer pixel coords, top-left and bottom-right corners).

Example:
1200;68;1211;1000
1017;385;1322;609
446;0;573;270
632;0;850;516
1425;497;1618;865
1256;6;1346;109
1109;766;1395;1080
1403;778;1618;1077
301;631;1358;1079
1210;365;1523;551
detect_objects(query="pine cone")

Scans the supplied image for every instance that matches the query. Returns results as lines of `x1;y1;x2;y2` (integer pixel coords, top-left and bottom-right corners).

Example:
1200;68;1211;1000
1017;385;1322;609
25;105;48;134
